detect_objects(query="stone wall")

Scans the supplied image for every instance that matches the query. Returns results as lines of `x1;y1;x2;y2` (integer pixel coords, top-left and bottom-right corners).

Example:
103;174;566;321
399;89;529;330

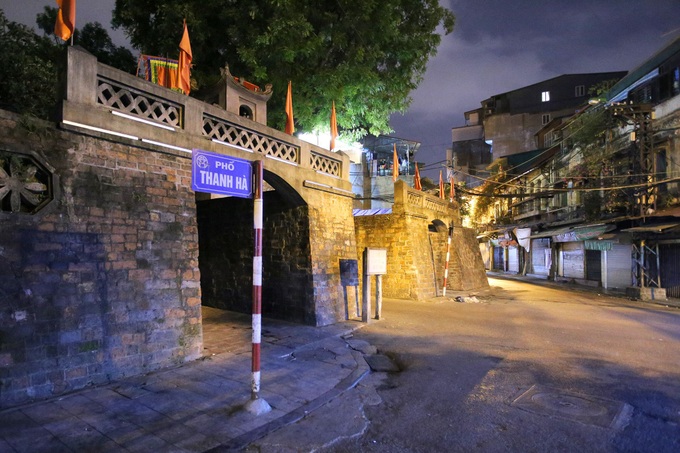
354;181;488;299
306;187;360;326
0;111;202;408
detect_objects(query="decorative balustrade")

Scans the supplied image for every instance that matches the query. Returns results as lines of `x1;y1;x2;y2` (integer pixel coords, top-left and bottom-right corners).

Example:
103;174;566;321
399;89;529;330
310;151;342;177
394;180;458;222
62;47;348;182
202;114;300;164
97;76;183;128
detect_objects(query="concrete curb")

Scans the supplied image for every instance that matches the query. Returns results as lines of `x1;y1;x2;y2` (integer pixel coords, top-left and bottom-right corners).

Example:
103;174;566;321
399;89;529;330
208;347;371;451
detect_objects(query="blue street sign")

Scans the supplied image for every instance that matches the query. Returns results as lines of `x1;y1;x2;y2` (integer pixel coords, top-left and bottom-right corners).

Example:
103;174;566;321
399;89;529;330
191;149;252;198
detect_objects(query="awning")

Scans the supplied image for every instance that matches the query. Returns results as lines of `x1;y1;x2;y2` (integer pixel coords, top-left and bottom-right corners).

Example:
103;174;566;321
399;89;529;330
620;223;680;233
528;224;614;242
528;227;570;239
554;224;612;242
477;227;511;240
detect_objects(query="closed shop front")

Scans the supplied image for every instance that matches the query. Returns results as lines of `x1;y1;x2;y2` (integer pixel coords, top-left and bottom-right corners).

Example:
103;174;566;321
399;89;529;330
507;246;520;273
493;246;504;271
558;242;585;279
659;243;680;298
604;243;631;289
530;238;551;277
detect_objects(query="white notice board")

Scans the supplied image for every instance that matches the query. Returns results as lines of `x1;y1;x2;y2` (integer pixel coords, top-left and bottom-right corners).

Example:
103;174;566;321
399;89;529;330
365;248;387;275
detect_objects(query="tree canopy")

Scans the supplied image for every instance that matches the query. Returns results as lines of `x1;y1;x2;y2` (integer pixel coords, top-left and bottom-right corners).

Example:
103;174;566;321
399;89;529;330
112;0;455;140
0;10;59;118
36;7;136;74
0;7;136;119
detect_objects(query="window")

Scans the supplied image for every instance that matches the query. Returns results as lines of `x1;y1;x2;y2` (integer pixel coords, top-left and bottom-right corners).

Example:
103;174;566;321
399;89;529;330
575;85;585;97
541;91;550;102
542;114;551;125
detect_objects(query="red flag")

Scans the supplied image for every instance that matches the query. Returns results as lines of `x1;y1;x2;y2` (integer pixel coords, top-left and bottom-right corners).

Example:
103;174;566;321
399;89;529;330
178;20;193;95
414;163;422;191
449;176;455;202
330;101;338;150
54;0;76;42
439;170;445;199
392;144;399;182
285;81;294;135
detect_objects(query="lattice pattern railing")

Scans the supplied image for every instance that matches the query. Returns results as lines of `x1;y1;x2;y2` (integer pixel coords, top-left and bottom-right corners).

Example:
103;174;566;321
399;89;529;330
203;114;299;164
97;77;182;127
407;192;423;206
310;152;342;177
425;198;449;213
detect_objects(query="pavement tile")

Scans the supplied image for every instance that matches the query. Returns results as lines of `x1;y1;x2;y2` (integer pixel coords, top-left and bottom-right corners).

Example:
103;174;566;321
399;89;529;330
51;393;101;416
110;382;155;400
78;411;138;434
0;308;366;452
0;410;39;438
43;417;111;451
101;424;146;445
0;438;15;453
173;432;222;452
19;402;74;425
2;425;66;453
78;387;127;407
120;432;181;453
178;413;246;442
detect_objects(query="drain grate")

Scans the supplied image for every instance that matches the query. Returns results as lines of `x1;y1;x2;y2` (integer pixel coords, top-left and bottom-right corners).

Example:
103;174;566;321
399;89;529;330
511;384;631;428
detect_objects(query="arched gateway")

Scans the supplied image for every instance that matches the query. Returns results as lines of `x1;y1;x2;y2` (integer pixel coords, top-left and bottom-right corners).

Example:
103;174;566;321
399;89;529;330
0;47;357;406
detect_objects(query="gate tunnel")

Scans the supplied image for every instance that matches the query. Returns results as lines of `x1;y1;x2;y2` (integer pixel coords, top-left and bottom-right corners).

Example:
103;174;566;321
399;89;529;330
196;168;315;325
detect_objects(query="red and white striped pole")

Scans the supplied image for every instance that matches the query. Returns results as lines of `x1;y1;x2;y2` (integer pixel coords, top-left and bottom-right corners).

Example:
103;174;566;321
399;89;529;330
246;159;271;415
442;224;454;297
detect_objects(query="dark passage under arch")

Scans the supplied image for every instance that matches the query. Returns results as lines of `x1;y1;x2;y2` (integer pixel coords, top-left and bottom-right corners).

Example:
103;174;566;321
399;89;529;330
196;168;315;324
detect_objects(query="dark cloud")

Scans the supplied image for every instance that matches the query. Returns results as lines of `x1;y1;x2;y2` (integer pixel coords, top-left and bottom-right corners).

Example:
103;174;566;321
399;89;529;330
392;0;680;178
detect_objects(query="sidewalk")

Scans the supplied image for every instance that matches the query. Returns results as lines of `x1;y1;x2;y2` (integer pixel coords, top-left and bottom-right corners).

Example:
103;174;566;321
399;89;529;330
0;308;371;452
486;271;680;308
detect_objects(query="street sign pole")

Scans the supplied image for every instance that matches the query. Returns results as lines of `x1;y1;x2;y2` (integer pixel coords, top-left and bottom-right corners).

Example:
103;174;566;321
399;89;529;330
191;149;269;414
245;159;271;415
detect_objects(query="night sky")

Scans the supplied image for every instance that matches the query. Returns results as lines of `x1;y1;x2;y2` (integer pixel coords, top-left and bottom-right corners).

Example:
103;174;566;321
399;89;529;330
3;1;680;178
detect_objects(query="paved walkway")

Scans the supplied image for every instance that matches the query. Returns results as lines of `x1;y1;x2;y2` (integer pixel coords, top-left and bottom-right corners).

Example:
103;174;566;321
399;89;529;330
0;308;370;452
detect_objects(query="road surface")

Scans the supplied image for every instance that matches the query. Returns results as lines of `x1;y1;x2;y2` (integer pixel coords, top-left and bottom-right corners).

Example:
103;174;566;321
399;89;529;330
247;277;680;452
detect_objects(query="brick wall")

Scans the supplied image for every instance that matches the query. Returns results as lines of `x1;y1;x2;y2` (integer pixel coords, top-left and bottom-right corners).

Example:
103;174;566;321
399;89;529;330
0;111;202;408
306;188;359;325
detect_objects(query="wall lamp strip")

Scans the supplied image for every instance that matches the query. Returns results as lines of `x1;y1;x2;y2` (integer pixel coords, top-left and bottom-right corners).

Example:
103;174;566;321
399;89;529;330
62;120;139;141
141;139;192;153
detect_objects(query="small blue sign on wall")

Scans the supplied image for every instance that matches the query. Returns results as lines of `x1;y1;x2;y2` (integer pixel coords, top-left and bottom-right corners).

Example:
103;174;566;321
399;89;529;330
191;149;252;198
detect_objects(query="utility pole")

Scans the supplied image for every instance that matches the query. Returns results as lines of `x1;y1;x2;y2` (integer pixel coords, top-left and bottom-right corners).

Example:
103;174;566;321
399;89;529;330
611;102;659;290
611;102;654;217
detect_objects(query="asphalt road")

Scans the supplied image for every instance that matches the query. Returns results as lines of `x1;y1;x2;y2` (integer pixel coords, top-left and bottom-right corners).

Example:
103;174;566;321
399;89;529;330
247;277;680;452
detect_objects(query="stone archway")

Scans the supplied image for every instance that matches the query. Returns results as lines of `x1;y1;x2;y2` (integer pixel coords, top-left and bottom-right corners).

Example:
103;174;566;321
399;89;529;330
196;168;315;324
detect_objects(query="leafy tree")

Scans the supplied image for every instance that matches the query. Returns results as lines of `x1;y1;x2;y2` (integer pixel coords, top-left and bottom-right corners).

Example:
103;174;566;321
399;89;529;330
0;10;59;118
111;0;455;140
36;7;136;74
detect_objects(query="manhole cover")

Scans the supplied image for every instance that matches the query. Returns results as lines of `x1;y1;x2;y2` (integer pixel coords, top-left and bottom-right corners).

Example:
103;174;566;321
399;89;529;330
511;385;630;428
